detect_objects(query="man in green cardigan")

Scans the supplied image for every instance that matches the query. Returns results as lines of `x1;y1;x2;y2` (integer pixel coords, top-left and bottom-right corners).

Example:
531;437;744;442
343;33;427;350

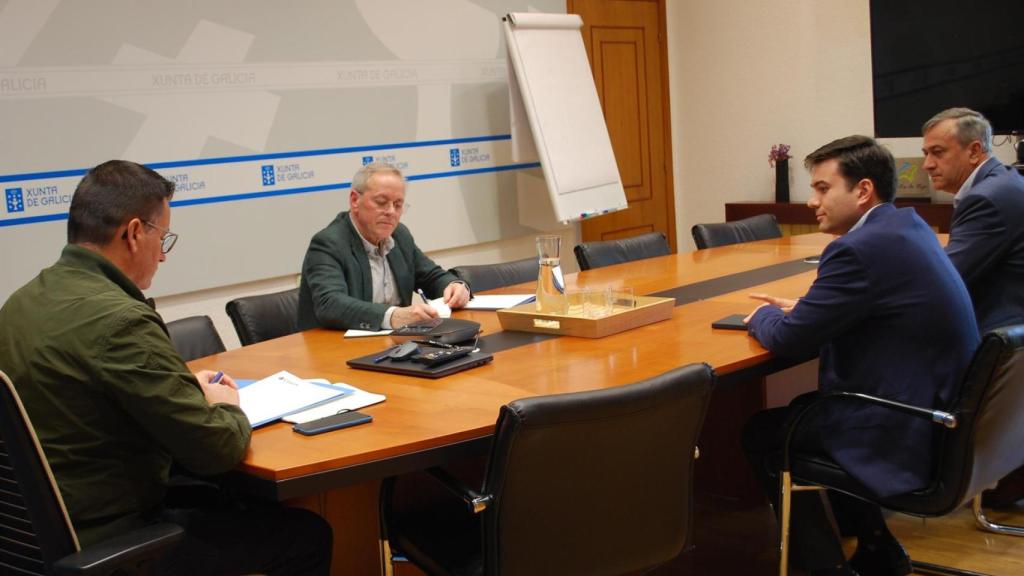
297;162;471;331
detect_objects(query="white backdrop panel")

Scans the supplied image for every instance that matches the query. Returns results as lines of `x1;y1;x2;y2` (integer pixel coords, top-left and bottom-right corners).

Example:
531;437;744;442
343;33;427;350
0;0;563;301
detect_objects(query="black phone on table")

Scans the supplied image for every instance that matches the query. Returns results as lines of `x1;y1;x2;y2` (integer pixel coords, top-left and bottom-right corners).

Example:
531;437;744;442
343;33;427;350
711;314;749;331
292;411;372;436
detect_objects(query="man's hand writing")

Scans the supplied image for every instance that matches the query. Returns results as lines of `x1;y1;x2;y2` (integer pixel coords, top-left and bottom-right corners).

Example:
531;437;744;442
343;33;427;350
195;370;240;406
392;301;438;328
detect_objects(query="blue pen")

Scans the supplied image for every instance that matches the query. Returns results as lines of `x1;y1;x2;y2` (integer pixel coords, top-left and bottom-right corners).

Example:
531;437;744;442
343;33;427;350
210;371;224;384
416;288;430;305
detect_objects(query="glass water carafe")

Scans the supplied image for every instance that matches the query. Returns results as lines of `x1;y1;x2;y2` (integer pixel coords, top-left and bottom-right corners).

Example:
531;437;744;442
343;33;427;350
536;235;567;314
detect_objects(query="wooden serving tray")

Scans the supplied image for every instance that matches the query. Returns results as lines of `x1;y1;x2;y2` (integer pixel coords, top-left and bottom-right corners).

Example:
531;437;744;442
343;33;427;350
496;296;675;338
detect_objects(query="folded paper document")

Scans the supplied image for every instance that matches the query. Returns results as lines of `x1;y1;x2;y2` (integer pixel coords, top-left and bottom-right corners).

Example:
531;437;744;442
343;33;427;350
237;371;350;428
283;383;386;424
344;328;393;338
427;297;452;318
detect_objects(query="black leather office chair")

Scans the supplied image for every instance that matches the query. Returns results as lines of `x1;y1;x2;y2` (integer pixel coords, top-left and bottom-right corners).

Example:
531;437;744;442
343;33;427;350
450;257;538;293
691;214;782;250
382;363;716;576
0;370;183;575
166;315;226;362
225;288;300;346
573;232;671;271
777;325;1024;576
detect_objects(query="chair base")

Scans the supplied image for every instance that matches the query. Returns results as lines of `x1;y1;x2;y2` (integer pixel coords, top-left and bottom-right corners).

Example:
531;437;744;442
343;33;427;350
973;495;1024;536
779;478;999;576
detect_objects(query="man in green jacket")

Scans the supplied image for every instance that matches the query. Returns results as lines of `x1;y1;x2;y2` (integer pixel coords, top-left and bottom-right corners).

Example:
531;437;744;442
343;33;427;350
297;162;471;331
0;160;330;575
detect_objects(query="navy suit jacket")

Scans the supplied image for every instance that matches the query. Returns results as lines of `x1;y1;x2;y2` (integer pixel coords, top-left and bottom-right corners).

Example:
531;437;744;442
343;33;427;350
749;204;979;497
946;157;1024;332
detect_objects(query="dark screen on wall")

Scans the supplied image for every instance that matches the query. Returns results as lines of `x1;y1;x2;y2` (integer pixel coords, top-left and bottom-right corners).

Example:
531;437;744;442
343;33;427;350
870;0;1024;136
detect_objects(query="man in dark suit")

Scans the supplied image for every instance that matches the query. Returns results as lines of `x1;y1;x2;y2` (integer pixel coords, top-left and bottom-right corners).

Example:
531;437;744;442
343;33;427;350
922;107;1024;333
742;136;979;576
923;107;1024;506
297;162;470;331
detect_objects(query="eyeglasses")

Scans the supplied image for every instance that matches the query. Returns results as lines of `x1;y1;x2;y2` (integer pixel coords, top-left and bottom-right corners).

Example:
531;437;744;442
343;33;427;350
143;221;179;254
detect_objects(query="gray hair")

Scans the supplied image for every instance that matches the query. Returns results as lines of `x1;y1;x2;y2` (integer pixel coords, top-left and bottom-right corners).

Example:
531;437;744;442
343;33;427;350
922;107;993;153
351;162;404;194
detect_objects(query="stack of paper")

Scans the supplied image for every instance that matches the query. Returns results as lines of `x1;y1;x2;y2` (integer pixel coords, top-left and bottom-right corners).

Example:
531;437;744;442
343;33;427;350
234;371;386;427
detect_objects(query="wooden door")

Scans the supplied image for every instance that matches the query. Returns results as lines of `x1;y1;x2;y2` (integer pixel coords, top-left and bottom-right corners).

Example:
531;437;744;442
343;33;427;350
569;0;677;250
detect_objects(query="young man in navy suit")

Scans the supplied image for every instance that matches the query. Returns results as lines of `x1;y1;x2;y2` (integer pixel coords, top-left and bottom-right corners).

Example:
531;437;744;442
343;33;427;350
742;136;979;576
923;108;1024;507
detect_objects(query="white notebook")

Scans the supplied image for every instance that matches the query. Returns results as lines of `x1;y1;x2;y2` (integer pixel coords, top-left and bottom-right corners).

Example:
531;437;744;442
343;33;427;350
237;371;349;427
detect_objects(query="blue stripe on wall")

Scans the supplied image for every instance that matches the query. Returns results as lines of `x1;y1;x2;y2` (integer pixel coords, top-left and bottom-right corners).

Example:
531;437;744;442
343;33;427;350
0;134;514;183
0;161;541;228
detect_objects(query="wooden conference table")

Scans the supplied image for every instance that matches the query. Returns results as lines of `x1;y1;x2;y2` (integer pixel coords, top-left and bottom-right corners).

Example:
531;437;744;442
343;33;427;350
189;233;837;575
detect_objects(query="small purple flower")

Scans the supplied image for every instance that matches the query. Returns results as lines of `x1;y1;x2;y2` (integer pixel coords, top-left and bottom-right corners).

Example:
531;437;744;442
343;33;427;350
769;143;792;167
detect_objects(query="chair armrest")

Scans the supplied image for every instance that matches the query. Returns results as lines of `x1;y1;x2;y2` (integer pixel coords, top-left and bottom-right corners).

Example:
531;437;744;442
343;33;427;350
825;391;957;428
782;391;957;472
51;523;184;576
425;467;493;514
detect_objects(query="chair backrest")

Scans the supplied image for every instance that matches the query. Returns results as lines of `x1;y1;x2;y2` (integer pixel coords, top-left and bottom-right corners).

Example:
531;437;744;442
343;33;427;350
0;371;79;575
923;325;1024;514
573;232;671;271
166;315;226;362
225;288;301;346
450;257;538;293
480;363;715;576
690;214;782;250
